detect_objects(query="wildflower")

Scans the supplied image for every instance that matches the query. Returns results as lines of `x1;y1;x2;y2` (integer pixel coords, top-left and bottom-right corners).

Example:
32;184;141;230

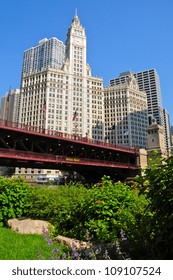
42;226;49;237
61;253;67;260
120;229;127;241
52;247;60;254
103;249;111;260
71;242;81;260
45;237;53;247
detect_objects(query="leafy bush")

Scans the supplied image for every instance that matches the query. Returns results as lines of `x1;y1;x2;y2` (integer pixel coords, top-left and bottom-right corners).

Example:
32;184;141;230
26;177;148;253
26;181;89;237
136;156;173;259
0;177;32;226
78;176;148;244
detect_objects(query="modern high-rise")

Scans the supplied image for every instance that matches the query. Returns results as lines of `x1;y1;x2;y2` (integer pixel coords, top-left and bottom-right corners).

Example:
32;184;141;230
110;69;164;126
104;73;148;148
18;14;104;140
22;37;65;76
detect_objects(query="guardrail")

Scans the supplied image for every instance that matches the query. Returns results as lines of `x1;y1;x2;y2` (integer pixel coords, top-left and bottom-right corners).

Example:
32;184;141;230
0;118;139;154
0;148;138;169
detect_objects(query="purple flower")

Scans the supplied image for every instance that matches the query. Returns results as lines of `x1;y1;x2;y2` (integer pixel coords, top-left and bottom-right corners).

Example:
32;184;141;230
42;226;49;237
52;247;60;254
61;253;67;260
45;237;53;247
120;229;127;241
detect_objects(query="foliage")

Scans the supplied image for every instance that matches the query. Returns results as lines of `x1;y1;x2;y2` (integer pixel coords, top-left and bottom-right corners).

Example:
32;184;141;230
41;226;127;260
0;177;32;226
26;181;89;237
26;177;148;255
79;176;148;244
135;156;173;259
2;164;173;259
5;169;173;259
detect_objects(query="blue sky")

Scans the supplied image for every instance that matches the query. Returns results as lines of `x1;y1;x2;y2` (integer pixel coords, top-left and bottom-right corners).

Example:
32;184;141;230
0;0;173;124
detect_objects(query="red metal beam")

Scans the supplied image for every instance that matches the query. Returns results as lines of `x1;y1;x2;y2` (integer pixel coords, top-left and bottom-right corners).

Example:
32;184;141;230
0;148;138;170
0;118;138;155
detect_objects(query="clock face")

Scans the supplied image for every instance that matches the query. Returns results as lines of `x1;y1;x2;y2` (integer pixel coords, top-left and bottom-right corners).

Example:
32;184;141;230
75;38;82;45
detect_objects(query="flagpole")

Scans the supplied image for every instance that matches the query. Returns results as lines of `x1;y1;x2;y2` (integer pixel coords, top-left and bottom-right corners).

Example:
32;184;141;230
75;119;77;136
42;98;46;133
96;118;99;141
6;99;9;123
108;123;115;144
72;111;77;137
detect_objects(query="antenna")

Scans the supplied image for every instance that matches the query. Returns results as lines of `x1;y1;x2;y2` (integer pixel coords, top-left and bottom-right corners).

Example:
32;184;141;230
75;8;78;17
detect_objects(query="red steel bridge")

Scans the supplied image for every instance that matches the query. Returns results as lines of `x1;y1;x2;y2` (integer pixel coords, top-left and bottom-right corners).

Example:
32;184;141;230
0;119;140;182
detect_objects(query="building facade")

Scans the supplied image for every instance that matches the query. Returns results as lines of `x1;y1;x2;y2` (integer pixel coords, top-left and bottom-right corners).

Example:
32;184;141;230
18;14;104;140
0;88;20;122
110;69;164;126
146;119;167;160
13;13;104;180
104;73;148;148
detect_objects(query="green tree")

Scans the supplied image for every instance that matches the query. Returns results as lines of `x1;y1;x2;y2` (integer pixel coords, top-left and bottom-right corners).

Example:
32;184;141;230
136;156;173;259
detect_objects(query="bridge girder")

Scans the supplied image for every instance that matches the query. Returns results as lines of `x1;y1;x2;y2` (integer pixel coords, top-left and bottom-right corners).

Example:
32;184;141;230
0;120;140;182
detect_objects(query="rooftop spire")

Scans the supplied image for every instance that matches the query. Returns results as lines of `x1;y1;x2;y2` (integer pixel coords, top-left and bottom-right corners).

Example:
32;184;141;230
75;8;78;18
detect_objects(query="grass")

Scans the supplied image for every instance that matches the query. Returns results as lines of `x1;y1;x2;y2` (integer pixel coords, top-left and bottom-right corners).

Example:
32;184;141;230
0;227;68;260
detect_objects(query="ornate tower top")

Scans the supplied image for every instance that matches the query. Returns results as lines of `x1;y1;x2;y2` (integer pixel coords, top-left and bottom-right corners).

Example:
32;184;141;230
127;72;139;91
72;10;81;27
65;12;86;62
146;120;166;159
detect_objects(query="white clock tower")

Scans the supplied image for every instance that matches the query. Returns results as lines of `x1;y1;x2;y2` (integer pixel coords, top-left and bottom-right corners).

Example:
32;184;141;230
65;11;87;75
63;12;104;139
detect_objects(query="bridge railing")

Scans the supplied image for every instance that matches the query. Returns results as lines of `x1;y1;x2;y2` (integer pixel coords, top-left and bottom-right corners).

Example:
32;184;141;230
55;155;137;168
0;148;138;169
0;118;139;154
0;148;56;160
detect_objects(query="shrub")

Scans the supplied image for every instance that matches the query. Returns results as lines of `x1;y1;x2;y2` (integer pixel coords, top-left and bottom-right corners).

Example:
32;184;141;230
0;177;32;226
31;177;146;238
26;177;149;259
79;176;148;244
26;181;89;237
136;156;173;259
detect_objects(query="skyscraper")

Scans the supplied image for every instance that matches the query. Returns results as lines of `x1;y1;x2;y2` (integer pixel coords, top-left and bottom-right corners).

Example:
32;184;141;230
104;73;148;148
18;13;104;140
22;37;65;76
110;69;164;126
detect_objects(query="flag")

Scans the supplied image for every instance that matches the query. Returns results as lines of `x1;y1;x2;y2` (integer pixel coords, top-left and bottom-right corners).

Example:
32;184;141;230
108;124;115;130
43;99;46;111
7;87;11;102
72;111;77;121
124;130;129;136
